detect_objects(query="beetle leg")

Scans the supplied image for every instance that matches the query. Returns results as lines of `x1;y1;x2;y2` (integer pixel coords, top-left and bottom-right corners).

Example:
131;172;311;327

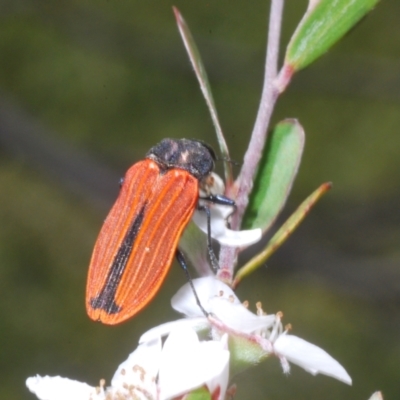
176;250;209;317
197;204;220;272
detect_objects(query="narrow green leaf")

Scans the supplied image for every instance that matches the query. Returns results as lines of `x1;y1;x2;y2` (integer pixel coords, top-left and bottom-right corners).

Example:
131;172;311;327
179;221;212;277
285;0;380;71
235;182;331;287
173;7;233;184
243;119;304;232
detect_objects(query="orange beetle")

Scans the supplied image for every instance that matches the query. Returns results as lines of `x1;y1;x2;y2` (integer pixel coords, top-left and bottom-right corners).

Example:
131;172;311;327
86;138;234;325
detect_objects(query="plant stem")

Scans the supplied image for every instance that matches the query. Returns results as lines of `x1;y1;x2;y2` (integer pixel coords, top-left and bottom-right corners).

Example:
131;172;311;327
233;0;284;228
219;0;285;282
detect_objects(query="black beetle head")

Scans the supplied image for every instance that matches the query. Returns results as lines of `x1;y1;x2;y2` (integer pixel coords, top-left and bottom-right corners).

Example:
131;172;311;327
146;138;215;180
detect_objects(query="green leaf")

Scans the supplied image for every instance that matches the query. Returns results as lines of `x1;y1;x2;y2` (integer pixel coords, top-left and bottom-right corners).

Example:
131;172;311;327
243;119;304;232
285;0;380;71
173;7;233;185
235;182;331;286
185;386;212;400
179;221;212;277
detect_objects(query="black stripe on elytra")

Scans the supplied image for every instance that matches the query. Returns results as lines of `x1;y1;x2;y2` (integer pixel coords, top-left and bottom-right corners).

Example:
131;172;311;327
90;204;146;314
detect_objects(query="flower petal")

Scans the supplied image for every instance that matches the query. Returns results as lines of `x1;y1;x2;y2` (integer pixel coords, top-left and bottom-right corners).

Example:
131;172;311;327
192;208;262;247
158;326;230;400
139;317;210;344
273;334;352;385
368;392;383;400
172;277;239;317
111;337;161;398
204;334;230;400
26;375;103;400
209;297;275;334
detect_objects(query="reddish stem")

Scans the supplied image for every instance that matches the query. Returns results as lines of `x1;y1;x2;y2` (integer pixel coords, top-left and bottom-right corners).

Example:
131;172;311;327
218;0;285;283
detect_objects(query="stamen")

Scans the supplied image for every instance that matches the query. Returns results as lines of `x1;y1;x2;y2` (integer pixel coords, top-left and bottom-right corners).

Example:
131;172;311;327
269;313;284;342
256;301;266;315
285;323;292;332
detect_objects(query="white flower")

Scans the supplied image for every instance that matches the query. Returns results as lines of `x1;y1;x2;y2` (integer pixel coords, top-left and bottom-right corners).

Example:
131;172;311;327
172;276;275;333
26;338;161;400
27;280;351;400
26;326;230;400
140;276;352;385
139;277;274;344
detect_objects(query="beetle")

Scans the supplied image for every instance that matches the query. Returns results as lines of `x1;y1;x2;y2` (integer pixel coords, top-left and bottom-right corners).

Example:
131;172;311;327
86;138;235;324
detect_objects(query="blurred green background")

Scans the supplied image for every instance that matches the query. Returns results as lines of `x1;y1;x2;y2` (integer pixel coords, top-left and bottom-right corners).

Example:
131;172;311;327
0;1;399;399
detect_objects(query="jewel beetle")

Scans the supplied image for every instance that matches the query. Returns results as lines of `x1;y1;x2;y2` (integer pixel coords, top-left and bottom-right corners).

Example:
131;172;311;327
86;138;235;324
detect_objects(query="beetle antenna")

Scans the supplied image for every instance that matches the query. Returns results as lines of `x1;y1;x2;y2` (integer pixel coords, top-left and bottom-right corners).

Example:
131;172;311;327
216;156;240;167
